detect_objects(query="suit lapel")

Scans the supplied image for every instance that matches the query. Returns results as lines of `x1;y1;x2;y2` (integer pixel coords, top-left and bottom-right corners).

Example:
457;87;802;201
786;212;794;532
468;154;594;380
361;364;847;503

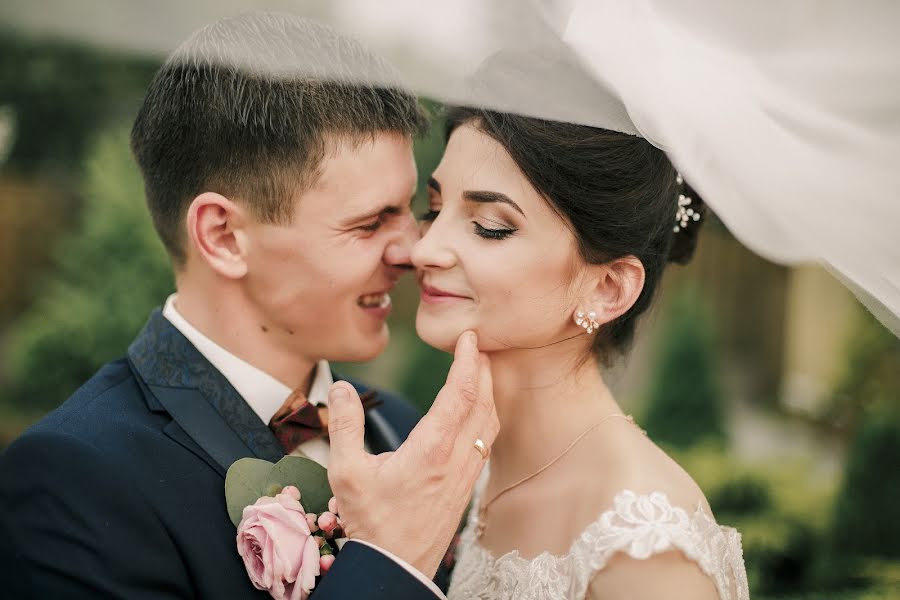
364;406;401;454
128;310;284;475
127;309;404;474
342;378;402;455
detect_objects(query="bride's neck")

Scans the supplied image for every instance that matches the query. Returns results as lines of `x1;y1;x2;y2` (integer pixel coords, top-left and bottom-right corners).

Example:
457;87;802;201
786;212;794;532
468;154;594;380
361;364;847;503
487;342;622;485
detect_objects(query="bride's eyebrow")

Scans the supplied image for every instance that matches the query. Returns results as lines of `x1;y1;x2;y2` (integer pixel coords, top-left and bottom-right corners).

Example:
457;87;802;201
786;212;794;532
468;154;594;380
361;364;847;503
428;176;526;218
463;190;525;217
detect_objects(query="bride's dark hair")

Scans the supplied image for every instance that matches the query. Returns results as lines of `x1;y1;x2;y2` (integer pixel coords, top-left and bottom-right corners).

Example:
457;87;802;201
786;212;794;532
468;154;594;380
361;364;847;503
446;107;706;363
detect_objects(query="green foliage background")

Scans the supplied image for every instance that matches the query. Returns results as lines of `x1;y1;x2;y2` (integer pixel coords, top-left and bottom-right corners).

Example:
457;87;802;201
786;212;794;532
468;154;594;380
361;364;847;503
3;127;172;412
642;286;727;449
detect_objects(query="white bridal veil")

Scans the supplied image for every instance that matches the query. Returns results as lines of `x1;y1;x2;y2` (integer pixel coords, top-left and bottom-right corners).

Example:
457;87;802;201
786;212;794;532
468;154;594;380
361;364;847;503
3;0;898;335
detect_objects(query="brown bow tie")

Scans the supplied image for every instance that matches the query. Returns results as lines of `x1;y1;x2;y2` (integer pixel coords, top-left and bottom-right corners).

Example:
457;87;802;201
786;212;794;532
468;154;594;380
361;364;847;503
268;387;381;455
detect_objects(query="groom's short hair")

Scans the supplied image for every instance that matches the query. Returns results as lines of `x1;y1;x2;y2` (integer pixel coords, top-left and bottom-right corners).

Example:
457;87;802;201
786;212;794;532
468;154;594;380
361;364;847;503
131;12;428;266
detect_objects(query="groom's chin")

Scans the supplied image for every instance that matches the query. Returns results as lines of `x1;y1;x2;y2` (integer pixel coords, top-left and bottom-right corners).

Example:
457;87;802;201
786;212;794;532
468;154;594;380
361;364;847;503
329;323;390;363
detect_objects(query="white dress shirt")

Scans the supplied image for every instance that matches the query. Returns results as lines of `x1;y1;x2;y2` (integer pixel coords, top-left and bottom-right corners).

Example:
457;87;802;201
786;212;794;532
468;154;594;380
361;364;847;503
161;294;444;598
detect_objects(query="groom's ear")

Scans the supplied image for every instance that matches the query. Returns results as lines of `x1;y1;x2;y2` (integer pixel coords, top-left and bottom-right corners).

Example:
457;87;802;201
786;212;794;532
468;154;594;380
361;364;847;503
588;256;645;325
185;192;250;279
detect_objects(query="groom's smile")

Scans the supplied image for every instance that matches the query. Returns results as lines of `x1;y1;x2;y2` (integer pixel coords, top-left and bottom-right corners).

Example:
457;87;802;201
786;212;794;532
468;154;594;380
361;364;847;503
358;290;393;314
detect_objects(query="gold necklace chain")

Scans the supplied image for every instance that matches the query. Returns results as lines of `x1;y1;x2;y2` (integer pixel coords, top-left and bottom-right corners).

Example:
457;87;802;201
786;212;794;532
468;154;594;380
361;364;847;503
475;413;645;539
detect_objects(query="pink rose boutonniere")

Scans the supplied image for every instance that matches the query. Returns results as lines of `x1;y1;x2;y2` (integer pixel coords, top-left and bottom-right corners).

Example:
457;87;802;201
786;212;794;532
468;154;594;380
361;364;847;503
227;457;345;600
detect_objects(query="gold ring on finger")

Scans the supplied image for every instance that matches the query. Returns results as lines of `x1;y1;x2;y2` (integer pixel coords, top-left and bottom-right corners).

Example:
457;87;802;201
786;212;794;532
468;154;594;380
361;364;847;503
473;438;489;459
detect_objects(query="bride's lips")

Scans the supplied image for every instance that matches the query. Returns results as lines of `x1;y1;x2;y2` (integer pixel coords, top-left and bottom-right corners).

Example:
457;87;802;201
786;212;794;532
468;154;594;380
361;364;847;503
420;283;470;305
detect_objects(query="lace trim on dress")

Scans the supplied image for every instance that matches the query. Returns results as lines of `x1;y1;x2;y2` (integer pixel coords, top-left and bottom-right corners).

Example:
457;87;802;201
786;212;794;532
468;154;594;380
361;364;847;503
448;489;749;600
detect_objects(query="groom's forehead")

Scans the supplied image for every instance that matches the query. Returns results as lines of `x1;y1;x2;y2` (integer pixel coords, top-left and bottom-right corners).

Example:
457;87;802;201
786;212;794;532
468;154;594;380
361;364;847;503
299;145;417;228
305;135;417;209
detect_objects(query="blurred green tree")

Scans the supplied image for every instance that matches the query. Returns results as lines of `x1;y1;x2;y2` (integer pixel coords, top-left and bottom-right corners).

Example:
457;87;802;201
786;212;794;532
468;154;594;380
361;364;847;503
830;406;900;552
795;307;900;595
641;285;728;449
3;125;173;412
827;309;900;563
0;33;159;327
827;306;900;429
0;33;158;176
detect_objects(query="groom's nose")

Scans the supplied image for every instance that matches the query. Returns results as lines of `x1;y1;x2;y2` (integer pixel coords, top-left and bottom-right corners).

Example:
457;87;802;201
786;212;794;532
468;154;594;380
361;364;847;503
382;212;420;269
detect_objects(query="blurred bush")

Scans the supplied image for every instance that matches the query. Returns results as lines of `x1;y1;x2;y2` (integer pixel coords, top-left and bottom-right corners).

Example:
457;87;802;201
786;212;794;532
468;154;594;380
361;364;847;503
818;307;900;592
642;285;727;449
3;125;173;413
823;396;900;593
667;304;900;599
707;472;773;517
674;443;834;596
829;404;900;560
827;306;900;430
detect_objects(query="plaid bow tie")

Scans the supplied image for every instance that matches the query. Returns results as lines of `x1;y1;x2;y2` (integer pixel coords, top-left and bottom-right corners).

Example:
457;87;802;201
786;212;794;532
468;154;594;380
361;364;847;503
268;387;381;455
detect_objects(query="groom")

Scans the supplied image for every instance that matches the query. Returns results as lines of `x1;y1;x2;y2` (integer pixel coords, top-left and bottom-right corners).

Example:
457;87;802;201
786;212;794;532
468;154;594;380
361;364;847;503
0;13;496;599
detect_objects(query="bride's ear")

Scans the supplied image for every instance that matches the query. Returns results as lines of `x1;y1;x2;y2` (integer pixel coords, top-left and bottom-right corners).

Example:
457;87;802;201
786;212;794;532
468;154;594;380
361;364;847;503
587;256;645;325
185;192;250;279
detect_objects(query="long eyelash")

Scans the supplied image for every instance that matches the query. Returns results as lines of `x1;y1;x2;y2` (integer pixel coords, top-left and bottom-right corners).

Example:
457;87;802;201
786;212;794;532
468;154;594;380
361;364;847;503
474;222;516;240
418;209;440;222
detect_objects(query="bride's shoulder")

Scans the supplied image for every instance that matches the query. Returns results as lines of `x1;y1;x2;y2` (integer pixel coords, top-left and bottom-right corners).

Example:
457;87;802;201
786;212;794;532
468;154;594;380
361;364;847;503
573;438;746;600
578;484;744;600
584;428;712;517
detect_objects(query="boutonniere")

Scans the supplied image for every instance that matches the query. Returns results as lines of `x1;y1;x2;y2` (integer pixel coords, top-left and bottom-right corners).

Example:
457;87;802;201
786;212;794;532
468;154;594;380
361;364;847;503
225;456;344;600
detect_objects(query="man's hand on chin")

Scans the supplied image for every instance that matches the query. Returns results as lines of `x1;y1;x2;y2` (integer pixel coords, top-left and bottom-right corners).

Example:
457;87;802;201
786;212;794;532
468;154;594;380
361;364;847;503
326;330;498;578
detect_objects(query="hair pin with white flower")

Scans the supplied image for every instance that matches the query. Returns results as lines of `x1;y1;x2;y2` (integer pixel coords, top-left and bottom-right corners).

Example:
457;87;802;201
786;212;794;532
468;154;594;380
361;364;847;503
674;173;701;233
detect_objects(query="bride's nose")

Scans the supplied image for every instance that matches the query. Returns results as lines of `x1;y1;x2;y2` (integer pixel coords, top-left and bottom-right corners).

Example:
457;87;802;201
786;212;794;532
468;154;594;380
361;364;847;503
411;218;456;270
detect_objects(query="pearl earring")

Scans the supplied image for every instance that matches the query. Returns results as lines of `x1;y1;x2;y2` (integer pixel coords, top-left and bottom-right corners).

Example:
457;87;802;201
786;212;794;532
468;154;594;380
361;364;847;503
574;310;599;334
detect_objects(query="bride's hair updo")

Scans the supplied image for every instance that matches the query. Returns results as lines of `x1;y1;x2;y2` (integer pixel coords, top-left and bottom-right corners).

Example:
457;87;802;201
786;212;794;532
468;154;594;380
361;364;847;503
446;107;706;362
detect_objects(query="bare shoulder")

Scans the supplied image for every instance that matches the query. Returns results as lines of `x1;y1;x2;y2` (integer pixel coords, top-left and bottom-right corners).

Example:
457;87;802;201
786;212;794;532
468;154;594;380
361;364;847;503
576;430;731;599
587;549;720;600
584;424;712;517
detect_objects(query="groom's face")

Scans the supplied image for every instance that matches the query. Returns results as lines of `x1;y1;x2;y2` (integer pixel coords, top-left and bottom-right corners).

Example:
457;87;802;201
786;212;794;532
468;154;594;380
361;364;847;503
240;132;419;362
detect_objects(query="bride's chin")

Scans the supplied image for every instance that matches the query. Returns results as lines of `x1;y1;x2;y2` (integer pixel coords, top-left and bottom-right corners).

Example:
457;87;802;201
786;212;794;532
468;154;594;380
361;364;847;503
415;320;460;354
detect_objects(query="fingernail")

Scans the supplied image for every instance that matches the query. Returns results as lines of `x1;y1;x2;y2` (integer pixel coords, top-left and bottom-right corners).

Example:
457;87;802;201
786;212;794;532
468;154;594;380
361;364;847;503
464;330;477;346
328;386;349;406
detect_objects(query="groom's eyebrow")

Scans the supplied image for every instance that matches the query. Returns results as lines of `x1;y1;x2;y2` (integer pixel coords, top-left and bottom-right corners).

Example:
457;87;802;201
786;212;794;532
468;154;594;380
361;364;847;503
342;195;416;225
344;206;399;225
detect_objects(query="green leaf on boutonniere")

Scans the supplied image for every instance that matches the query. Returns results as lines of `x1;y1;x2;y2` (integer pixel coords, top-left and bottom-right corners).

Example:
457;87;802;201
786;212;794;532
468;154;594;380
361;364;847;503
267;456;332;515
225;458;272;527
225;456;333;527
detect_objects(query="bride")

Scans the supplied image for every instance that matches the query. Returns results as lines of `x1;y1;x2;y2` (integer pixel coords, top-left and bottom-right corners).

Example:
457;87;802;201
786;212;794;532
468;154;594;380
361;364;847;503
411;107;749;600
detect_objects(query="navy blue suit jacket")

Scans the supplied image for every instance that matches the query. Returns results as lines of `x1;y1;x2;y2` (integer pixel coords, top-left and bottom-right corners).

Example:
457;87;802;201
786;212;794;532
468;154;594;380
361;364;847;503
0;310;440;599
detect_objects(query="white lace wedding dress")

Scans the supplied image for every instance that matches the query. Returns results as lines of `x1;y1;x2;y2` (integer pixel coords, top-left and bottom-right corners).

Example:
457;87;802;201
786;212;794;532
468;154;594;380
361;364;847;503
448;488;749;600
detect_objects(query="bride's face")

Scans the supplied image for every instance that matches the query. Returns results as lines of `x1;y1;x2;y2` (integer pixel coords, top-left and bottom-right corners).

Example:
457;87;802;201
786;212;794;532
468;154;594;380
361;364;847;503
412;123;587;353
